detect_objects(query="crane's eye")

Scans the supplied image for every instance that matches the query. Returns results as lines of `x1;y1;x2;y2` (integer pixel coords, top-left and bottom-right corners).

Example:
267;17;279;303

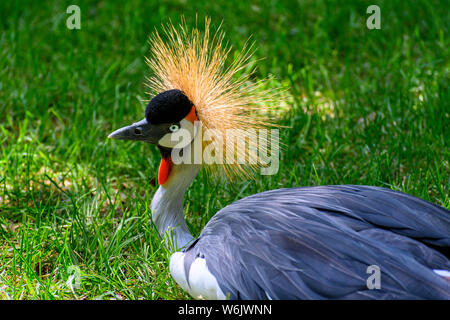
169;124;180;132
134;127;142;135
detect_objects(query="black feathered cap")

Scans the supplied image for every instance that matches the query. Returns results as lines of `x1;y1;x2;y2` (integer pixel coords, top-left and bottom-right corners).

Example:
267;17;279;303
145;89;193;124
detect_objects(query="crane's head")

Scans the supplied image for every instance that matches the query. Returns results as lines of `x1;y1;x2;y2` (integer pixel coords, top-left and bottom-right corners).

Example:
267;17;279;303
108;89;199;185
108;19;280;185
108;89;197;147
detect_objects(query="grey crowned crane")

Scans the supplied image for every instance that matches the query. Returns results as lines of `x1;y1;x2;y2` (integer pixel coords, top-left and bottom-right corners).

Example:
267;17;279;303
108;21;450;300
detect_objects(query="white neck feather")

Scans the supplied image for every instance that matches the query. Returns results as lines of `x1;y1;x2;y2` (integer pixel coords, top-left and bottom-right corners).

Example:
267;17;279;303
151;161;201;250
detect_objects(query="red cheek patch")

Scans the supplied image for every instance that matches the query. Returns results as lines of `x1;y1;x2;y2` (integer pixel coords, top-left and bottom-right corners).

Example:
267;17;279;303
157;107;195;185
158;156;172;185
185;106;198;123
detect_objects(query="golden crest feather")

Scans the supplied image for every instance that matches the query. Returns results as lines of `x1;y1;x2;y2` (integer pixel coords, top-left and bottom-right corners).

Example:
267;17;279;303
145;19;281;179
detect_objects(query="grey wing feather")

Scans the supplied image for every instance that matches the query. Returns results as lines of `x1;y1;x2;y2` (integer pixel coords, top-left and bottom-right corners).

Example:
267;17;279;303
184;185;450;299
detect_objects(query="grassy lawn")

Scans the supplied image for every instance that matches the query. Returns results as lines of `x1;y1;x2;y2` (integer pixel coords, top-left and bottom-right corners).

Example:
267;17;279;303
0;0;448;299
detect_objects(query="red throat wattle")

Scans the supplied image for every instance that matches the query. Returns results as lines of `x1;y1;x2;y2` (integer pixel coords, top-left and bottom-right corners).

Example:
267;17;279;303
158;156;172;185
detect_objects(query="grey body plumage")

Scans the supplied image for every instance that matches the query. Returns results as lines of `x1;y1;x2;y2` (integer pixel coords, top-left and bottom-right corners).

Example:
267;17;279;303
182;185;450;299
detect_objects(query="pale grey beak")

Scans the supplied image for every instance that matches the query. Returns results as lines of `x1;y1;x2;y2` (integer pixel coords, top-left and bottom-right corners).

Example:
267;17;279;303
108;118;163;144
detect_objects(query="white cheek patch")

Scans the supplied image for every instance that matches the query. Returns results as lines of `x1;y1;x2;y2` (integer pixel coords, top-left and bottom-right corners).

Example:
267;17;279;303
158;119;199;149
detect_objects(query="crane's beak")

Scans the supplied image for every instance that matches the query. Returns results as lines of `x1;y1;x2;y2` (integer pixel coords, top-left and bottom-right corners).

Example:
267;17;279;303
108;118;162;144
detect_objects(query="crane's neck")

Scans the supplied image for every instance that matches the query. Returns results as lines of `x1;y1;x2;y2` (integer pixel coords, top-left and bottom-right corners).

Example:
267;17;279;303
150;161;201;250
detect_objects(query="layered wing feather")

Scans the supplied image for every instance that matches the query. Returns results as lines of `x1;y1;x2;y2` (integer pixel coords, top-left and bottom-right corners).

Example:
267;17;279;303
183;185;450;299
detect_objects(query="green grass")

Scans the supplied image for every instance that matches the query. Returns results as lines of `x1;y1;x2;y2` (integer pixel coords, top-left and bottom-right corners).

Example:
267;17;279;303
0;0;448;299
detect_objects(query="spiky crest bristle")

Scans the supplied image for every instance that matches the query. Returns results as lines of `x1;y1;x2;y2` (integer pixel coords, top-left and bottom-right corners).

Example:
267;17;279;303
145;19;281;179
